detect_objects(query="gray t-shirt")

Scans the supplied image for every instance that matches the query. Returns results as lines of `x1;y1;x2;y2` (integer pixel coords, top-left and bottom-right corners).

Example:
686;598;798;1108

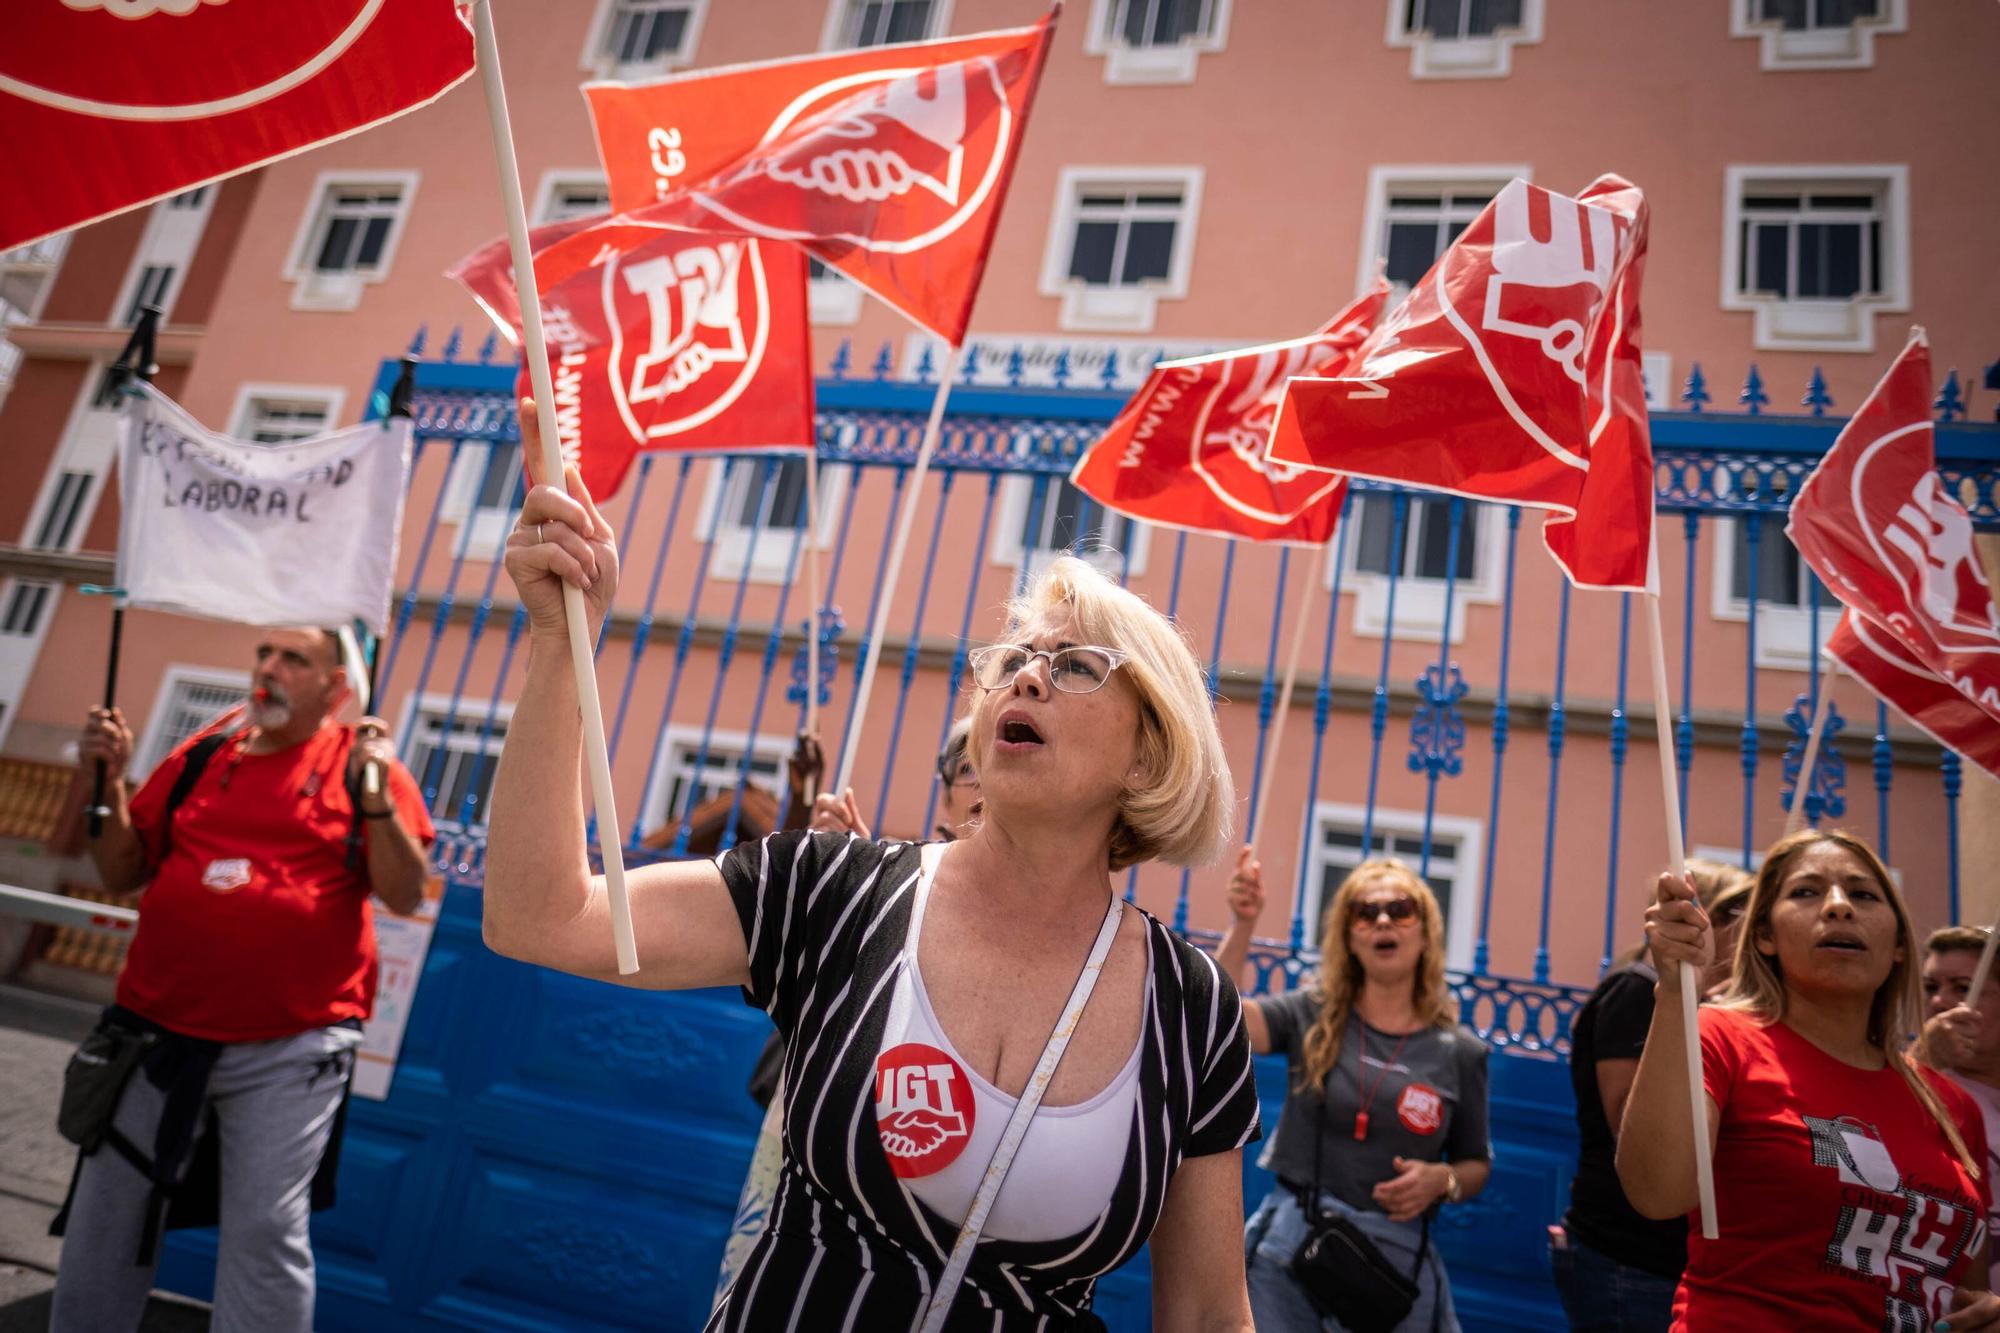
1258;988;1491;1214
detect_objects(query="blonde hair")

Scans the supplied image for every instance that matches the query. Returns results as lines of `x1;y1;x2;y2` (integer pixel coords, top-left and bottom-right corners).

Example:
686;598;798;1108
1298;858;1455;1095
1002;555;1232;870
1715;827;1978;1180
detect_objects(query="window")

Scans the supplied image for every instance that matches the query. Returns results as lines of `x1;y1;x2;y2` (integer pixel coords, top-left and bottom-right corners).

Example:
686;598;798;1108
585;0;706;73
1722;167;1908;352
1731;0;1905;69
697;454;843;582
991;472;1150;577
31;471;93;550
1302;804;1482;970
404;704;511;827
1084;0;1230;83
167;187;209;211
285;173;418;311
440;438;525;556
1337;490;1501;642
808;256;864;325
1386;0;1542;77
1713;515;1839;668
123;264;175;325
1040;168;1203;333
534;175;611;224
0;582;52;638
136;670;244;773
648;728;791;834
1356;167;1521;299
827;0;941;47
229;386;341;444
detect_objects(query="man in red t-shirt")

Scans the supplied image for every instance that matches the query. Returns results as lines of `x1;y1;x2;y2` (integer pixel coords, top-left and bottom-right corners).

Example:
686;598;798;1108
52;626;434;1333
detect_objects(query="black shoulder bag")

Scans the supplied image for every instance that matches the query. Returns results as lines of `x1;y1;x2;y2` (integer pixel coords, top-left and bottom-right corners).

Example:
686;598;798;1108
1288;1030;1437;1333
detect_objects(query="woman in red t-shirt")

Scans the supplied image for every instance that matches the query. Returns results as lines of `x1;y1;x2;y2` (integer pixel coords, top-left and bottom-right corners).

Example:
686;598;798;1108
1619;828;1999;1330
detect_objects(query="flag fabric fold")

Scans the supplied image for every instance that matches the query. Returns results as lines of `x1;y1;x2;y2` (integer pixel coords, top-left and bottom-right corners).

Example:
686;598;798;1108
1827;609;2000;781
534;13;1058;345
1267;175;1655;591
115;383;411;634
449;215;814;498
1068;280;1390;545
0;0;474;250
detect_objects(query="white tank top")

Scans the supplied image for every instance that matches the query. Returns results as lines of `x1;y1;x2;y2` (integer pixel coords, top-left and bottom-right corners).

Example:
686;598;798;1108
872;849;1144;1243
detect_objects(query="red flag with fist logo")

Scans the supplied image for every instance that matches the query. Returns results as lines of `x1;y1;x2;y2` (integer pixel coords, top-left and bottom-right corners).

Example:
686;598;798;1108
535;13;1057;346
0;0;473;250
1827;609;2000;781
1266;175;1655;591
1787;329;2000;731
1068;279;1390;545
449;216;813;499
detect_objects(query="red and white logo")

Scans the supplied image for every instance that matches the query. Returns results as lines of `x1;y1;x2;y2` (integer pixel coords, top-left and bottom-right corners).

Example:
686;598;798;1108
597;238;772;444
201;857;252;894
1865;464;2000;659
875;1042;975;1179
1397;1083;1443;1136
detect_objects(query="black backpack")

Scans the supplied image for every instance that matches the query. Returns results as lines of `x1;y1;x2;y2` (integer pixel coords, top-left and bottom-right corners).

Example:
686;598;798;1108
158;728;368;868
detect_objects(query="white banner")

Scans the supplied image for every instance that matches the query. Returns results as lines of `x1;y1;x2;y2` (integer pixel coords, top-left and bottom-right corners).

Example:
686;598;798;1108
116;383;412;634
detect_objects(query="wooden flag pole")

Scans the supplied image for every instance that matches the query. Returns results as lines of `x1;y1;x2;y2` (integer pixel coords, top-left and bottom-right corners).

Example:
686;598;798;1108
1644;567;1719;1240
1783;652;1839;838
1245;546;1324;854
471;0;638;974
832;347;965;797
803;449;823;783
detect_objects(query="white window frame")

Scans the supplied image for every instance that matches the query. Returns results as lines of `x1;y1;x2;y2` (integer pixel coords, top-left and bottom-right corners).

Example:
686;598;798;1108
819;0;953;49
395;694;513;829
225;383;345;444
1729;0;1907;70
582;0;709;76
1385;0;1544;78
1039;166;1204;334
1720;165;1909;354
693;453;849;584
282;170;420;312
1355;164;1528;301
643;724;793;836
1334;492;1503;643
109;186;216;328
531;171;612;225
438;435;525;560
135;667;246;777
1709;514;1840;669
988;469;1153;580
1302;802;1482;973
808;258;865;326
1082;0;1232;85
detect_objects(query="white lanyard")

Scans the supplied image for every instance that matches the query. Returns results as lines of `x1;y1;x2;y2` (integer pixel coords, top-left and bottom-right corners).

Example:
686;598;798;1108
917;891;1126;1331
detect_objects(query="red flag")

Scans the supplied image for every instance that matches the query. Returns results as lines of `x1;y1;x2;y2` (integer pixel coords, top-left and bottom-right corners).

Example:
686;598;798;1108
1267;176;1655;591
1786;329;2000;715
449;216;814;499
1828;609;2000;780
535;15;1057;346
1068;280;1390;545
0;0;474;250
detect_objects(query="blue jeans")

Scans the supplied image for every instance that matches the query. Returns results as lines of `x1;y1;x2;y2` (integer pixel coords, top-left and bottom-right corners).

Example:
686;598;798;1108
1244;1187;1458;1333
1549;1233;1678;1333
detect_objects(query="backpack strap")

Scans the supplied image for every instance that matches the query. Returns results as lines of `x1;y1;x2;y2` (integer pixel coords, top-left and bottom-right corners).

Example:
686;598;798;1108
156;731;232;859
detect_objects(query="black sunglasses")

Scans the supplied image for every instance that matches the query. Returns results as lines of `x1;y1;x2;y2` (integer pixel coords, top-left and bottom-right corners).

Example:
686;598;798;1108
1355;896;1419;925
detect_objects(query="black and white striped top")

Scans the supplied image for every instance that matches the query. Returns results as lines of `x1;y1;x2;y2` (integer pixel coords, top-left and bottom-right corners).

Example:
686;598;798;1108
707;830;1261;1332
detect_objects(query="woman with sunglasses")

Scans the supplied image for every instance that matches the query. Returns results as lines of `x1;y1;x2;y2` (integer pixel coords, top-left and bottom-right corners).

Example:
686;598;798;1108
1233;858;1491;1332
1551;860;1749;1332
482;445;1260;1331
1620;828;1999;1329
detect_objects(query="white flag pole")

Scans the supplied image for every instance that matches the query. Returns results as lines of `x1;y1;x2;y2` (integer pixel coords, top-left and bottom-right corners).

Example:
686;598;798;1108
1246;545;1324;853
832;347;965;797
471;0;638;974
1783;651;1839;838
1643;549;1718;1239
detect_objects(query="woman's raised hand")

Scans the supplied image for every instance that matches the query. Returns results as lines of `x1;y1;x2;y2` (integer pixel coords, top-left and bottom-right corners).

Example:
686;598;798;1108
502;397;619;638
1644;871;1713;983
1227;845;1265;925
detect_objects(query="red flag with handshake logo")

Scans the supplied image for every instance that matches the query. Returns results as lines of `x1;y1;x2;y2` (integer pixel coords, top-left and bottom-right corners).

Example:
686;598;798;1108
532;13;1057;346
1266;175;1655;591
1069;279;1390;545
1786;329;2000;769
0;0;474;251
449;216;813;499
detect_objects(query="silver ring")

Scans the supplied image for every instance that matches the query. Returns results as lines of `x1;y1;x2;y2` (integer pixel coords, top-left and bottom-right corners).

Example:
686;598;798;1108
536;522;545;544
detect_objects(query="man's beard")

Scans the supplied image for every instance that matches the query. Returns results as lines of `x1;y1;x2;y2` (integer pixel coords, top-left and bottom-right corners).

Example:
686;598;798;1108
247;685;293;730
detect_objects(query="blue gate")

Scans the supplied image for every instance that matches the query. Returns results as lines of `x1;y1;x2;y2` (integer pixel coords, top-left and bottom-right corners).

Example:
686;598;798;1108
154;333;2000;1330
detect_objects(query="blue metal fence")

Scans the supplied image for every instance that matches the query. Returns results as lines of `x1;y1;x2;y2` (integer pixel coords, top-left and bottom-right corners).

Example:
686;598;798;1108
156;335;2000;1331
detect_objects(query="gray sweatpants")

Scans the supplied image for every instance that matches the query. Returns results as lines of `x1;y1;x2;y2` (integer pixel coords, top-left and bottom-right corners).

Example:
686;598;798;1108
50;1023;360;1333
